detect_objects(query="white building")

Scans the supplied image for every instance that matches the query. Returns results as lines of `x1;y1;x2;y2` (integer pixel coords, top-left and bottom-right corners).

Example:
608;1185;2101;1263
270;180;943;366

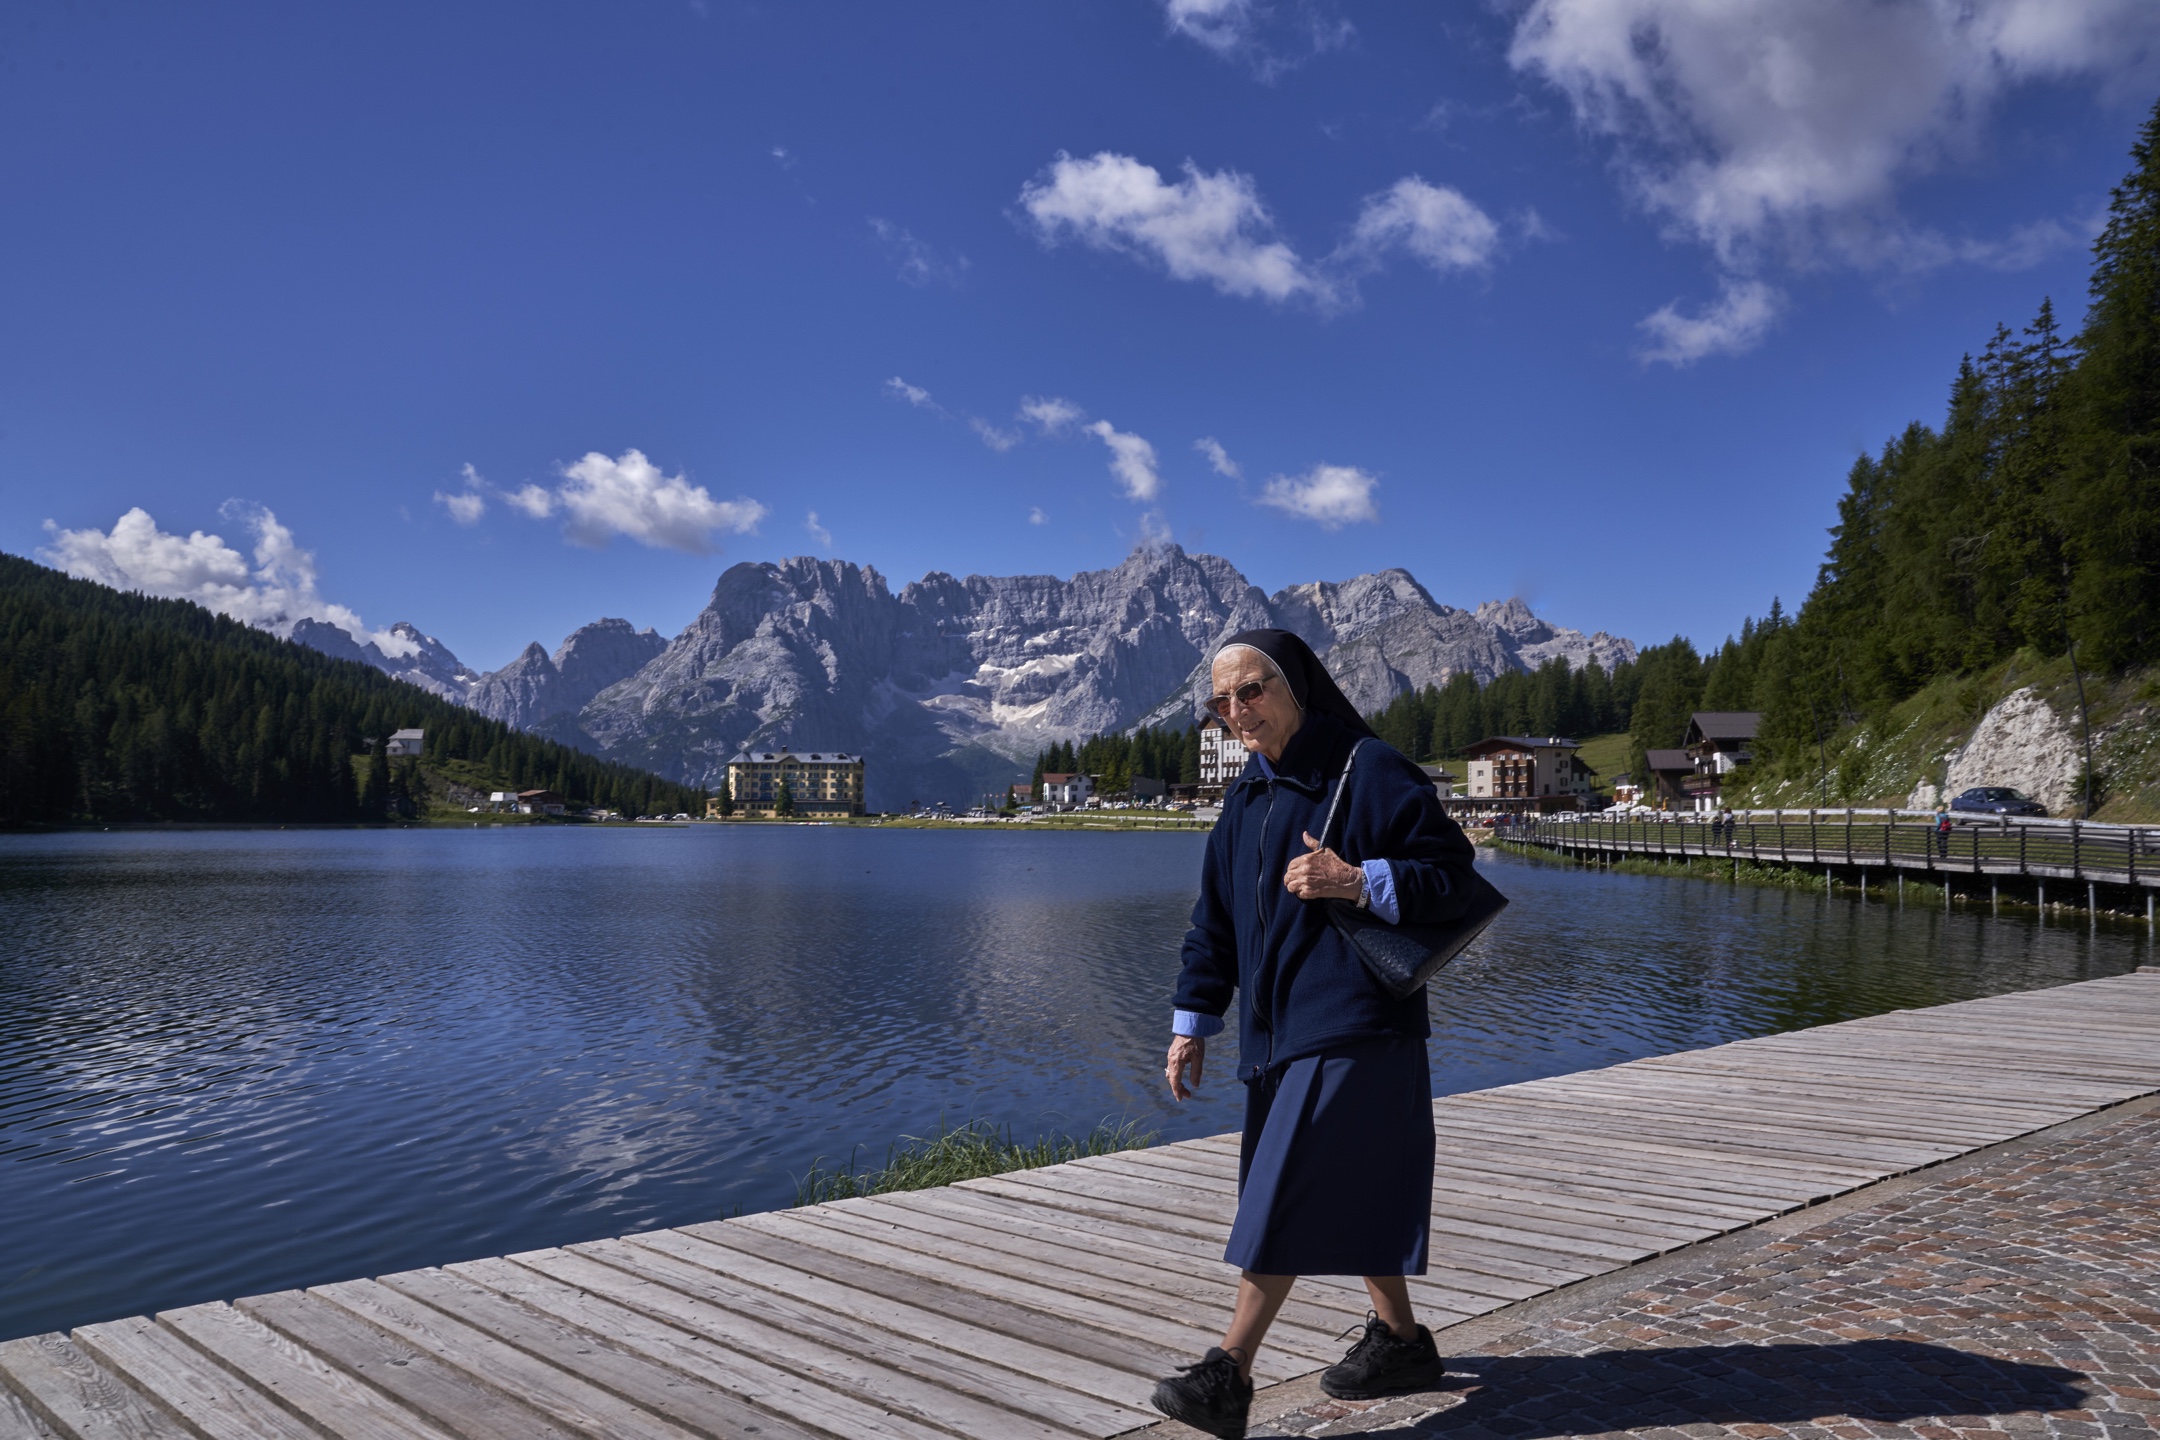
1041;772;1093;807
385;728;425;758
1463;736;1597;811
1198;715;1250;794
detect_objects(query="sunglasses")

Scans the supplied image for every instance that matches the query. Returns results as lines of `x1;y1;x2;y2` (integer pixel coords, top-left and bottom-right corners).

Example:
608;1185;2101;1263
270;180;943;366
1204;677;1273;718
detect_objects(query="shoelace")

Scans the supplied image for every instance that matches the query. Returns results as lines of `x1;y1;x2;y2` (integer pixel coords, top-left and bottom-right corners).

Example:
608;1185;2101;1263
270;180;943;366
1176;1351;1243;1398
1334;1312;1392;1360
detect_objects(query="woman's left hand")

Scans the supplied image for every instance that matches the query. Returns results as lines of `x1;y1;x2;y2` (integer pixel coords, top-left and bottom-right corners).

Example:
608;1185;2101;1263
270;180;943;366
1285;832;1364;902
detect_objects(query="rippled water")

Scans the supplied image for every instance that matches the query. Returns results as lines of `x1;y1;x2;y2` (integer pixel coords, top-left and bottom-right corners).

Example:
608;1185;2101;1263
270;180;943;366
1;827;2150;1341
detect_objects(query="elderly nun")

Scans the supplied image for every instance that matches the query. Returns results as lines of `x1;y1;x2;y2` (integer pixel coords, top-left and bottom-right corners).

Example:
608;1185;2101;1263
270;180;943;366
1151;629;1477;1439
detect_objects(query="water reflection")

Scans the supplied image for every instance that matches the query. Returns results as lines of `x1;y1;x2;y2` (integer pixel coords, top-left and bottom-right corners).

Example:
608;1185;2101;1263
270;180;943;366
0;829;2146;1341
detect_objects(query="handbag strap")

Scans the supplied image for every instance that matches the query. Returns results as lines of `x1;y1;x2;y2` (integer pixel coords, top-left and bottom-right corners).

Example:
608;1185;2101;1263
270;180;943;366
1316;739;1367;855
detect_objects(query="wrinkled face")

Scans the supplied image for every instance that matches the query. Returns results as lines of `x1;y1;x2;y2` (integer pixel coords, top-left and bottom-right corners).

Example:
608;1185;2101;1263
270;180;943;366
1211;647;1302;763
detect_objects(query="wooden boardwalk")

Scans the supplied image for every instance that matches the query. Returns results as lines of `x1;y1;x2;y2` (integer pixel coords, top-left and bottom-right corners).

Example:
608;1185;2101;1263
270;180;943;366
1521;813;2160;899
7;971;2160;1440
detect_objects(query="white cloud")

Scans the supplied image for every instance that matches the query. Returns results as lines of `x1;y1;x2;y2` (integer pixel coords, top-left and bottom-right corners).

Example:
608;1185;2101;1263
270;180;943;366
1344;177;1501;273
770;145;793;167
869;218;969;287
435;466;489;525
435;490;485;525
1256;464;1379;528
1194;436;1241;478
1508;0;2160;356
886;375;939;409
1028;506;1048;525
972;418;1021;452
1020;152;1500;308
1160;0;1352;77
552;449;766;553
1020;395;1086;434
39;504;410;652
1020;152;1329;304
805;510;833;549
1087;420;1163;502
505;484;556;519
1636;278;1784;366
1164;0;1258;55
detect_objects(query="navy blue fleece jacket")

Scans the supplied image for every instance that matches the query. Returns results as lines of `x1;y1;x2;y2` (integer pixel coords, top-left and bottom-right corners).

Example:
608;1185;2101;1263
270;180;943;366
1172;710;1478;1080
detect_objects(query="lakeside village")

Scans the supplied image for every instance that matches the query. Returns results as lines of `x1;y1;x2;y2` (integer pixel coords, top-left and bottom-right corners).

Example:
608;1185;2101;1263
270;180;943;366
426;709;1788;826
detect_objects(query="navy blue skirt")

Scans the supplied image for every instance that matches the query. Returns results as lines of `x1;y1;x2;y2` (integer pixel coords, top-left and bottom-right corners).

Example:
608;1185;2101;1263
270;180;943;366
1224;1034;1433;1277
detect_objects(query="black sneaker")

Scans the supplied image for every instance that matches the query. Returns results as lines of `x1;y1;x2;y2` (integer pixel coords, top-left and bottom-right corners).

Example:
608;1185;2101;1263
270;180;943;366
1319;1313;1448;1400
1150;1347;1253;1439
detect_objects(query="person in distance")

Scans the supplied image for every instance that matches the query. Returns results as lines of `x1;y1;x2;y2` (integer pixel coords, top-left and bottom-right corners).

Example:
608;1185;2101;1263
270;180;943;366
1152;629;1476;1440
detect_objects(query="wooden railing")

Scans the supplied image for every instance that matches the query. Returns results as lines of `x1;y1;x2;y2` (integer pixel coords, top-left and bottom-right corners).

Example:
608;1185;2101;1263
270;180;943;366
1517;809;2160;891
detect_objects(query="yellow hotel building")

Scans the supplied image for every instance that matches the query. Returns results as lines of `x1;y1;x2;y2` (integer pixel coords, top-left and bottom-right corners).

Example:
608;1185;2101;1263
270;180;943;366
716;748;866;818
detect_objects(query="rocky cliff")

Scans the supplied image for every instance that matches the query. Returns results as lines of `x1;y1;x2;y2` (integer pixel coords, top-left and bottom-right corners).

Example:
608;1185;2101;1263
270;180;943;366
297;545;1635;809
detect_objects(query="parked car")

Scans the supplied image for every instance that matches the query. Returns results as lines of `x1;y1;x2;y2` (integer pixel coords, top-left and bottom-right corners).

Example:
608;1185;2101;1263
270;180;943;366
1949;786;2047;817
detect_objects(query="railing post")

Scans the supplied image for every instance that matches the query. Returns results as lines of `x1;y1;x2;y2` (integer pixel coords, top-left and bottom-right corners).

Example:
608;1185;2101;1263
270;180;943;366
2073;820;2081;881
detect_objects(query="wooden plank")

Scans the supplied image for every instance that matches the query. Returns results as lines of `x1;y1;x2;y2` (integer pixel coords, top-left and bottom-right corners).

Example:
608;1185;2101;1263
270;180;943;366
0;1384;61;1440
1425;1114;1883;1190
829;1196;1493;1330
497;1246;1146;1439
822;1198;1365;1342
0;1333;183;1440
727;1211;1314;1376
448;1256;1033;1440
232;1290;578;1440
670;1222;1183;1382
1455;1092;1959;1168
867;1187;1373;1313
1441;1099;1919;1174
610;1229;1158;1412
901;1186;1544;1310
1522;1077;2017;1147
314;1277;712;1440
72;1316;320;1440
156;1302;459;1440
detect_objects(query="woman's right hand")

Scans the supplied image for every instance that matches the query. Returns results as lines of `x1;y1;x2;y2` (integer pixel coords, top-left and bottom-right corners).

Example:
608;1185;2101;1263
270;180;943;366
1166;1035;1205;1101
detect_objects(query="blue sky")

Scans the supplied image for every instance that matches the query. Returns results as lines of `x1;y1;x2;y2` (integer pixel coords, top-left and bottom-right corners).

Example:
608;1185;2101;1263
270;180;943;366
5;2;2159;671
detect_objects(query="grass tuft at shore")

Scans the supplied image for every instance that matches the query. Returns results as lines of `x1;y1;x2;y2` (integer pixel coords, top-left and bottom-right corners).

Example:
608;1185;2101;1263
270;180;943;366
793;1117;1155;1206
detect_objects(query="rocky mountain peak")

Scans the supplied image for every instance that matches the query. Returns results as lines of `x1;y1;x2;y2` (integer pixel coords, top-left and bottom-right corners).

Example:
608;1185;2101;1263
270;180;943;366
290;544;1637;808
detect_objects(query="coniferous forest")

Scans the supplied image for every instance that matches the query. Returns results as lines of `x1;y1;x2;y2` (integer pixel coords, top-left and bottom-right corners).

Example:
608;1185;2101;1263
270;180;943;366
0;553;707;825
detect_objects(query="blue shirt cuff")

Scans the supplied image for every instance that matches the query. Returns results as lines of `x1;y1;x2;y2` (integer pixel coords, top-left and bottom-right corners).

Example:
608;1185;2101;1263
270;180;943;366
1173;1009;1225;1038
1361;859;1401;924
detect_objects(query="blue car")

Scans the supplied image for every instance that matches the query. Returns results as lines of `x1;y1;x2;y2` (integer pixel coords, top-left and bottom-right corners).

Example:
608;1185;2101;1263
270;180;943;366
1949;786;2046;817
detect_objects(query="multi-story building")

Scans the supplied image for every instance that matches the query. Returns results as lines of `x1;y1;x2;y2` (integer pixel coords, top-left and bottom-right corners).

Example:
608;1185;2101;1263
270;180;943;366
723;748;866;817
1197;715;1251;796
1040;772;1093;808
1681;711;1761;812
1462;736;1598;812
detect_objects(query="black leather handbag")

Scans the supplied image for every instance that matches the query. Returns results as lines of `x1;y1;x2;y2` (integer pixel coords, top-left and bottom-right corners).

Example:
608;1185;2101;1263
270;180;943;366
1316;740;1509;999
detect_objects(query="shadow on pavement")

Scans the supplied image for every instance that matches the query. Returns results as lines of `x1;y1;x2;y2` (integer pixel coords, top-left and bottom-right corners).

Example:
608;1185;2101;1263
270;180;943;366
1335;1338;2087;1437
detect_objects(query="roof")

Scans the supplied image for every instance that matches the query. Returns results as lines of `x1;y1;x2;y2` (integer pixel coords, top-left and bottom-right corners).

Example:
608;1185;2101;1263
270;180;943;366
389;728;424;739
1646;749;1694;772
517;788;562;799
1462;735;1579;757
728;749;859;763
1041;772;1086;783
1420;765;1459;780
1686;712;1761;744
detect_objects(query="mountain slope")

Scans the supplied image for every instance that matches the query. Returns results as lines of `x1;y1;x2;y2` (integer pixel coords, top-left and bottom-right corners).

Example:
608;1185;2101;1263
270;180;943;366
294;545;1635;810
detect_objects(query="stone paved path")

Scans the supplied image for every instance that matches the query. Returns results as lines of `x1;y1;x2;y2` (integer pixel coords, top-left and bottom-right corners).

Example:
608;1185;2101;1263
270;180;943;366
1226;1106;2160;1439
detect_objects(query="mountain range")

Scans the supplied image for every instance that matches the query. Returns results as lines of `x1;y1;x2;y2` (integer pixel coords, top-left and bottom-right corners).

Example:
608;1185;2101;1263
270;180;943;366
296;545;1635;809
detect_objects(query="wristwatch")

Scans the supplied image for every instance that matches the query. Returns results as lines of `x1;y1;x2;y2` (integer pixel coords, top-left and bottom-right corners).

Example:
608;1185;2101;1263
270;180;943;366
1355;870;1371;909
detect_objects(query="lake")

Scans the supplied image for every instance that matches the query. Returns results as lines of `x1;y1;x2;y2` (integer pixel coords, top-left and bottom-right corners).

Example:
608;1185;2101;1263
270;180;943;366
1;826;2150;1342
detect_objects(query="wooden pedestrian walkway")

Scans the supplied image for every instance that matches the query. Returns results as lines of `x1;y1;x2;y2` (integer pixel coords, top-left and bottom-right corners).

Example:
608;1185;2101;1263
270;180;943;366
7;971;2160;1439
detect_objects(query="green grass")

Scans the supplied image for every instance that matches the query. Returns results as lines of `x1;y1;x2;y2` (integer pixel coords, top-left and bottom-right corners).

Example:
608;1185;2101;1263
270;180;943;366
1573;732;1632;785
1723;655;2160;822
793;1118;1156;1206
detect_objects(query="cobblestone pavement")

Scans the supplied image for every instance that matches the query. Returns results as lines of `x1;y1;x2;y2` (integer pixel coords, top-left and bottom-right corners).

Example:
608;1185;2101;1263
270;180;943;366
1235;1107;2160;1439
